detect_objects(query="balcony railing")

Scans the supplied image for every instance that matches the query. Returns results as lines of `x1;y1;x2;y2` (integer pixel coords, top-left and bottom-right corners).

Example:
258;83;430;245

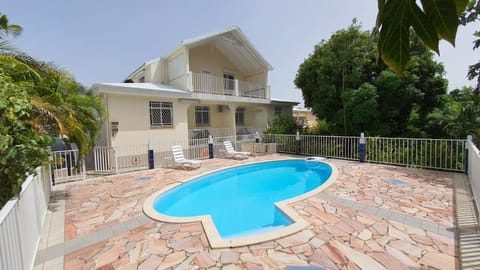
189;72;269;99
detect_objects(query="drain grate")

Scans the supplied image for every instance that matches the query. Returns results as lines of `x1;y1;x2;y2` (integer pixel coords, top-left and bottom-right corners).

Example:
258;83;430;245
386;178;408;185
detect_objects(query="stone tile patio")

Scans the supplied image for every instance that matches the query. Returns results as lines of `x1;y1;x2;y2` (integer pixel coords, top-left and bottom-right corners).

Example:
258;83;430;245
35;155;462;269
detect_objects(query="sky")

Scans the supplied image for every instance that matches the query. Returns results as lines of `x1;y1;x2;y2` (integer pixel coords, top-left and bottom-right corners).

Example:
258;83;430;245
3;1;478;104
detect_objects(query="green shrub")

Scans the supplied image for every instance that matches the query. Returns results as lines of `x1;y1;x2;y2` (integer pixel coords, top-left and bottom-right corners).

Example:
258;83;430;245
0;76;52;207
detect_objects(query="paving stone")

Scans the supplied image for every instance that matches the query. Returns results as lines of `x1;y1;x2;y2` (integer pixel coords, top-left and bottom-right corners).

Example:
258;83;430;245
369;252;409;270
365;240;384;252
357;229;373;241
320;242;347;265
309;236;327;248
290;243;312;255
331;240;387;270
136;255;163;270
194;251;216;268
95;240;127;267
324;204;337;214
388;225;413;243
418;252;456;270
385;245;417;269
157;251;185;270
240;253;263;265
309;249;337;269
168;236;204;252
276;230;315;248
220;251;239;264
221;264;243;270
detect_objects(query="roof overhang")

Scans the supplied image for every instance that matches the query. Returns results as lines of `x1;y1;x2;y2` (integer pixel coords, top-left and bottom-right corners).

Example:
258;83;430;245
182;26;273;74
270;98;300;106
93;83;190;98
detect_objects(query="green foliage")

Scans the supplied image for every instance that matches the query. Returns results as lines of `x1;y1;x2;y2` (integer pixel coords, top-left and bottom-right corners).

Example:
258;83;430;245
295;24;447;138
265;114;298;135
0;13;22;53
304;119;330;135
0;13;104;207
0;54;104;156
421;87;480;142
375;0;468;74
0;75;53;207
343;83;379;135
295;21;377;135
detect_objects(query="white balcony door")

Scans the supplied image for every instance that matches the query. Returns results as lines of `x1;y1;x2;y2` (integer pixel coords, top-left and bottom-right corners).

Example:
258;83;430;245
223;72;235;95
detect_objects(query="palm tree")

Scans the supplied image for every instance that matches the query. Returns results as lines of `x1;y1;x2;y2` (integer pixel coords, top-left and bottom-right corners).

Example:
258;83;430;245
0;53;104;156
0;13;22;52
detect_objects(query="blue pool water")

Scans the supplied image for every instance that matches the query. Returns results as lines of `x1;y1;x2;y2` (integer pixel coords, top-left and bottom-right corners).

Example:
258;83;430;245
153;160;332;238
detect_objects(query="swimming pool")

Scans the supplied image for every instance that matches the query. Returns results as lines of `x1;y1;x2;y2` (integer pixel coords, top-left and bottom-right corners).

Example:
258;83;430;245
143;159;337;247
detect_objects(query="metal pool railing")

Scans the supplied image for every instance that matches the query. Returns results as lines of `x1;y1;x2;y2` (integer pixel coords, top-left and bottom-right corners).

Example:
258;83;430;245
262;134;466;172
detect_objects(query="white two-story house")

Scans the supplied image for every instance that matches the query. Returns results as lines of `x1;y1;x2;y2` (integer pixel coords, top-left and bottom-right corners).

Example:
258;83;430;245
94;26;298;148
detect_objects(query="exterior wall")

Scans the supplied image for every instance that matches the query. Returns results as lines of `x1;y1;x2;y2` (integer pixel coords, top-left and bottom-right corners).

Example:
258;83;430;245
145;60;163;83
165;48;187;89
266;104;294;122
106;94;189;147
189;43;247;81
186;103;273;131
187;103;236;129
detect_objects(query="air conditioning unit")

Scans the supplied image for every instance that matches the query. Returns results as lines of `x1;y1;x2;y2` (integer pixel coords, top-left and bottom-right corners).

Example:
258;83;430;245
218;105;229;112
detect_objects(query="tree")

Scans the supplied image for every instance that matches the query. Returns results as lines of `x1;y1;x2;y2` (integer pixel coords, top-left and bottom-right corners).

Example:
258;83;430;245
460;0;480;91
0;13;22;52
265;114;298;135
375;0;469;74
295;22;378;135
0;54;104;156
295;24;448;137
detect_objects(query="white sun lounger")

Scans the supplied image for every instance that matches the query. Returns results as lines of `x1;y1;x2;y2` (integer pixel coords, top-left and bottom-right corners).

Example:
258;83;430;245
223;141;250;159
171;145;202;169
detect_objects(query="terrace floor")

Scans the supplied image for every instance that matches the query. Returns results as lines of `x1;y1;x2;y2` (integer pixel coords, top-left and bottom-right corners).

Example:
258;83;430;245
33;154;468;269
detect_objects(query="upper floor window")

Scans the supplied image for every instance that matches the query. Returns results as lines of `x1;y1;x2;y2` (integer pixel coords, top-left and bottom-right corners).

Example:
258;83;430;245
235;107;246;125
195;106;210;126
274;107;282;116
139;76;145;83
149;101;173;127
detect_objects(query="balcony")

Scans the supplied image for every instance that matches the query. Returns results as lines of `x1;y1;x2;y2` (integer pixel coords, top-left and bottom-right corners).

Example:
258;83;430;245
188;72;270;100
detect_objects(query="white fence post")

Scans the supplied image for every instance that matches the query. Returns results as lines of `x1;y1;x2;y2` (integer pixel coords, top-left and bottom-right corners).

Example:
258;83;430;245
114;148;119;175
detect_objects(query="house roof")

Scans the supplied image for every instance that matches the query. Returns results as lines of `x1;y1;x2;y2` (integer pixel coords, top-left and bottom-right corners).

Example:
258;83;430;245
293;107;313;112
270;98;300;106
181;26;272;73
94;83;190;97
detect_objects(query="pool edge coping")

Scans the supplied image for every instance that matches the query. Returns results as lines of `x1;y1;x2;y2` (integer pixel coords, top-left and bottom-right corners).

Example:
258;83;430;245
142;158;338;248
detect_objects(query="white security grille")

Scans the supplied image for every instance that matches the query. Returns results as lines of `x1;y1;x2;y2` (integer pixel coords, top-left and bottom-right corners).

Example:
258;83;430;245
149;101;173;126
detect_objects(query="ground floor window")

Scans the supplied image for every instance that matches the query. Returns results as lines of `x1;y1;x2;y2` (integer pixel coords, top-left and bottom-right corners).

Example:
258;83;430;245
149;101;173;127
274;107;282;116
195;105;210;126
235;107;246;125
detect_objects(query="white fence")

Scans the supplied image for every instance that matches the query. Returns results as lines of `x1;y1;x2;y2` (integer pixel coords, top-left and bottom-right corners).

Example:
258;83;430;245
263;134;466;172
0;166;51;270
51;149;85;184
467;137;480;214
92;135;258;174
